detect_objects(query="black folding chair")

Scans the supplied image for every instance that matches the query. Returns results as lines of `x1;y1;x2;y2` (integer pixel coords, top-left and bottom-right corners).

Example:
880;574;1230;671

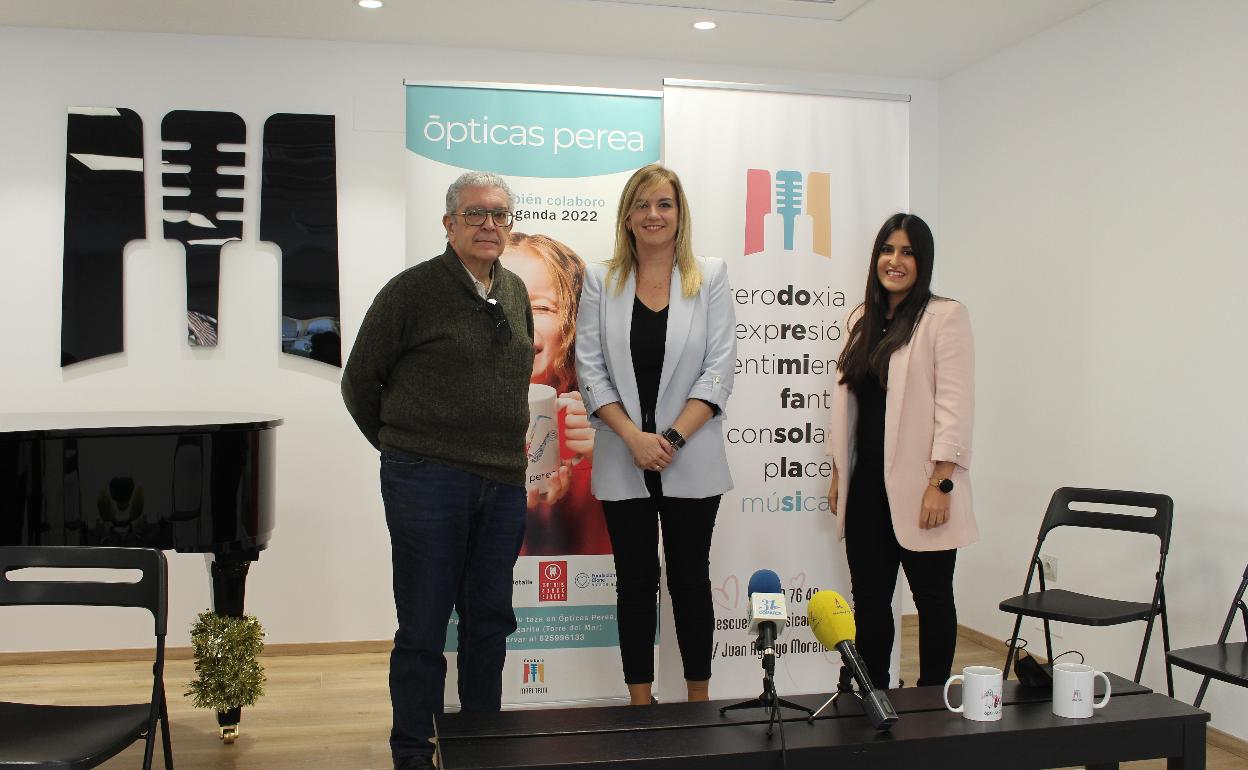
0;546;173;769
999;487;1174;696
1166;561;1248;707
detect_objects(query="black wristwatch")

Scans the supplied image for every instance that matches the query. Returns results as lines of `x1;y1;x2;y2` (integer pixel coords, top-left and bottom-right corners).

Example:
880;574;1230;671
930;477;954;494
662;427;687;450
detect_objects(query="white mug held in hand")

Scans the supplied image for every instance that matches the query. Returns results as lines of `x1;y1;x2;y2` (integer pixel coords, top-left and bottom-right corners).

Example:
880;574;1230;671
1052;662;1111;718
943;666;1003;722
525;384;559;493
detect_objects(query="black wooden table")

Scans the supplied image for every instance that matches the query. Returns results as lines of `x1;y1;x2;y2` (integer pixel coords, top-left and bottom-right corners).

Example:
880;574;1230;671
436;673;1209;769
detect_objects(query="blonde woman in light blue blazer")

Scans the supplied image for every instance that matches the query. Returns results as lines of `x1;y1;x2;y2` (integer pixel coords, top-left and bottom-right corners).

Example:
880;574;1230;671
575;164;736;706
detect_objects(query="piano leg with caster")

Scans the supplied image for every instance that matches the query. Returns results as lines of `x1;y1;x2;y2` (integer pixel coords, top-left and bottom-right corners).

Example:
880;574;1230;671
210;551;257;744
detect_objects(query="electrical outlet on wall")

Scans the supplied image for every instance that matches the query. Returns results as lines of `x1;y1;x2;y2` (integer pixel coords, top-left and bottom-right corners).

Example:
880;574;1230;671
1039;553;1058;583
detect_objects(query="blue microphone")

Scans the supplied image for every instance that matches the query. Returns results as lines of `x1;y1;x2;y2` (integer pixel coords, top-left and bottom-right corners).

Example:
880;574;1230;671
746;569;788;675
747;568;783;598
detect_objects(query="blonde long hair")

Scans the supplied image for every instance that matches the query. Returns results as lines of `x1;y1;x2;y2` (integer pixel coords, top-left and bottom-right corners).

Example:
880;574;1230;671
606;164;702;298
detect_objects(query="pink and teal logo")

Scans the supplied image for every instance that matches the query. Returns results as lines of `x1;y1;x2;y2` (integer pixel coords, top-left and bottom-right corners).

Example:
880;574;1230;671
744;169;831;258
522;659;545;683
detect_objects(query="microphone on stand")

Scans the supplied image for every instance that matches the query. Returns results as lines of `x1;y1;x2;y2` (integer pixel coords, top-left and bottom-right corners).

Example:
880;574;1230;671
746;569;787;677
721;569;813;731
807;590;898;731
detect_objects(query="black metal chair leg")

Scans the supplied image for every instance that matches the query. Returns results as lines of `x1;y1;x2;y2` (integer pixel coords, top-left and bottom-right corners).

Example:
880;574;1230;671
1193;675;1212;708
1135;612;1156;683
1160;603;1174;696
142;718;158;770
161;692;174;769
1003;614;1024;679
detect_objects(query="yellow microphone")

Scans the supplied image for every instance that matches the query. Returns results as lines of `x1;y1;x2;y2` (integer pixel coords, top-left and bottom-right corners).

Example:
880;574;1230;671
807;590;897;730
808;589;856;649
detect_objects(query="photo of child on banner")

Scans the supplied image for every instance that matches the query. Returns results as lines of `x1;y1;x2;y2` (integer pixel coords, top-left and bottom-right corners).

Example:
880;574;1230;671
504;232;611;557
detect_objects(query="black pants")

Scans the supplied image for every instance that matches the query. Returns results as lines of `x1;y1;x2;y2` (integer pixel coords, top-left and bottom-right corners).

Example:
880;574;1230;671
844;474;957;689
601;471;719;684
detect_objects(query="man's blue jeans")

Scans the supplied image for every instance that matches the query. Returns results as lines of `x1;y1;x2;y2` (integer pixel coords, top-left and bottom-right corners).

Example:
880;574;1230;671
380;450;527;761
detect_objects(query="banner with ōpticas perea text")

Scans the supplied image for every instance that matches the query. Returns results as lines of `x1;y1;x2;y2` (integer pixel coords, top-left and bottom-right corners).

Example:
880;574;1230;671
404;81;661;707
660;80;910;699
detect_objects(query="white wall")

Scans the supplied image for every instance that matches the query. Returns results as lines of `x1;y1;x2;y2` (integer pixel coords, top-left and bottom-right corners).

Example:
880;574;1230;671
939;0;1248;741
0;26;938;652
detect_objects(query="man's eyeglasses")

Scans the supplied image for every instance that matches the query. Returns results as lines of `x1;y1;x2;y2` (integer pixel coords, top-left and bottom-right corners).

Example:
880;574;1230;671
482;298;512;345
455;208;514;228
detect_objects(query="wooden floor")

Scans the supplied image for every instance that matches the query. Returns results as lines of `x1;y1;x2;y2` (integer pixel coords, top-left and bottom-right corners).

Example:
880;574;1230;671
2;623;1244;769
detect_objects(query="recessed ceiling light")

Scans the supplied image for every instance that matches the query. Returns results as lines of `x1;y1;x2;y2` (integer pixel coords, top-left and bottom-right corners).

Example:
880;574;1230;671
357;0;383;8
693;20;717;31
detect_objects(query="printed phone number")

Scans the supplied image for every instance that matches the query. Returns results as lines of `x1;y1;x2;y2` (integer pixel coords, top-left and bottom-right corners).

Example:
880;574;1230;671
536;633;587;642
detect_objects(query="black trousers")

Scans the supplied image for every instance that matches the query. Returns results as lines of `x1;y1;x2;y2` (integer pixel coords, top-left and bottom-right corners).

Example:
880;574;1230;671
601;471;720;685
844;473;957;689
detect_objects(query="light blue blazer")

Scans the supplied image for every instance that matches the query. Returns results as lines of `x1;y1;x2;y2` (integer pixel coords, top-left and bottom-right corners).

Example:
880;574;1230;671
575;257;736;501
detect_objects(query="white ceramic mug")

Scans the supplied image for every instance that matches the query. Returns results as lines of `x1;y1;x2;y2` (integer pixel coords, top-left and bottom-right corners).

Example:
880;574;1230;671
943;665;1003;721
1052;662;1111;718
525;384;559;493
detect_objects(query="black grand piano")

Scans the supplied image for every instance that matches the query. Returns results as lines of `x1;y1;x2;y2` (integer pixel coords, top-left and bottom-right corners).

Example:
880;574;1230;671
0;411;280;741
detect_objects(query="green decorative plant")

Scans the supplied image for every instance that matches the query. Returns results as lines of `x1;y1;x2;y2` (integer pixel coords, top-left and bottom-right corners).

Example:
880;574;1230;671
185;611;266;712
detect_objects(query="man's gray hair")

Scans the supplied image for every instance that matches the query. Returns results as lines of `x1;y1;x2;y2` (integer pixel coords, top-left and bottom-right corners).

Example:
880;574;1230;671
445;171;514;215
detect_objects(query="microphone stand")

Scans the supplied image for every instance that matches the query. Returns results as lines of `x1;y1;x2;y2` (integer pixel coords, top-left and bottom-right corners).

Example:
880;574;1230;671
810;663;856;720
720;645;814;734
721;648;810;770
809;683;860;721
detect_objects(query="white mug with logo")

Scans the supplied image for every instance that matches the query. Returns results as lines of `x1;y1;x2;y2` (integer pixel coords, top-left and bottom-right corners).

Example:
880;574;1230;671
525;384;559;493
943;665;1004;722
1052;662;1111;718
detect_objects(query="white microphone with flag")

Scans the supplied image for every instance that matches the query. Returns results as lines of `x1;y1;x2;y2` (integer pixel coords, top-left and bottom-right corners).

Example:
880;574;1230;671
746;569;787;675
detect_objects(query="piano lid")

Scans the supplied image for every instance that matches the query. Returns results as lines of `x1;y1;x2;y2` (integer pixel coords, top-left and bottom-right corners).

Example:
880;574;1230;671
1;411;279;554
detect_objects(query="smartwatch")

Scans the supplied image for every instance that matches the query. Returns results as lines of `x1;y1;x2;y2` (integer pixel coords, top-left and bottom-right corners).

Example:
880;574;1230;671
661;427;687;450
930;477;954;494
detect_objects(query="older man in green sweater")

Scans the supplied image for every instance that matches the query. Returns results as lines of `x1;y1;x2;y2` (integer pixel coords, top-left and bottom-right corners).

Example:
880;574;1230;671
342;171;534;770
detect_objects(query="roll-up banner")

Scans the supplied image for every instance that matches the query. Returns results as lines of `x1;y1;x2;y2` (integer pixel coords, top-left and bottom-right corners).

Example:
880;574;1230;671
661;80;911;698
404;81;661;706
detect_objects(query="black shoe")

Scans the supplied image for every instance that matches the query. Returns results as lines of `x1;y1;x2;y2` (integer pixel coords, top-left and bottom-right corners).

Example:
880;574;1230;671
394;754;436;770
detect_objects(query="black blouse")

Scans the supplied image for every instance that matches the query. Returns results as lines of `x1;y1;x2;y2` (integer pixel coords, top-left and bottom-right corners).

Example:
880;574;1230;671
850;322;889;481
631;296;668;433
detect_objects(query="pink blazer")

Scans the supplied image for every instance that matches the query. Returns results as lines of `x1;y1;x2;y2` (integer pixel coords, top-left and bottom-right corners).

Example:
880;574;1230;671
828;298;977;552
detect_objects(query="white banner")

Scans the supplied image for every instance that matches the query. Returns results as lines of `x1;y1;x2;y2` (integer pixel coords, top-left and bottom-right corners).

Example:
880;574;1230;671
661;81;910;698
405;82;661;706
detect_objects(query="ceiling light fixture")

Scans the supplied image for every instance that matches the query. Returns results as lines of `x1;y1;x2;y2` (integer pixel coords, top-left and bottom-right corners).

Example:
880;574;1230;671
357;0;383;8
693;20;717;30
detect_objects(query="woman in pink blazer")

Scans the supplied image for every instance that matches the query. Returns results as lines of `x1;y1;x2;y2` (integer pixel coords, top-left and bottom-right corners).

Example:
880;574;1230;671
827;212;975;690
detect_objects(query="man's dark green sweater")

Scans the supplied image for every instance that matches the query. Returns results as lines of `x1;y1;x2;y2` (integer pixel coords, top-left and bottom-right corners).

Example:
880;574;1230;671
341;246;535;486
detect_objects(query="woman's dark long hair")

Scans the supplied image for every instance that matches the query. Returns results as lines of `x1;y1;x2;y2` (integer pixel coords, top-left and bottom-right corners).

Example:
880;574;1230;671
837;213;936;391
